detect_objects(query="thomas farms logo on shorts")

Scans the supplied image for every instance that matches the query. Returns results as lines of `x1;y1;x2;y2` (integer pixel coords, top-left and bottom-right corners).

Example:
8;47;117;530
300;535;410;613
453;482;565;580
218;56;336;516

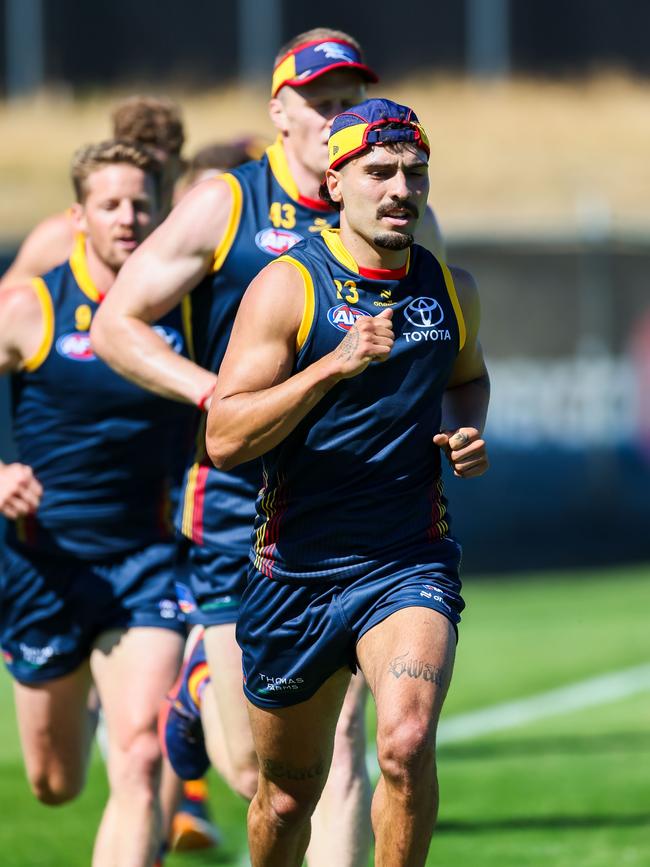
56;332;96;362
255;228;303;256
259;672;305;693
327;303;371;332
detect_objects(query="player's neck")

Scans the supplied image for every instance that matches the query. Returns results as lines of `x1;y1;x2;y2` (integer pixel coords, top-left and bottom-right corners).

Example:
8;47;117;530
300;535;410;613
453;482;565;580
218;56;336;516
281;139;324;203
338;223;409;272
84;240;118;298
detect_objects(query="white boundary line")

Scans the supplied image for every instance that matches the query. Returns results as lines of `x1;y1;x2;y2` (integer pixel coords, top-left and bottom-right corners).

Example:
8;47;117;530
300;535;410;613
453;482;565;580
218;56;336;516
437;661;650;743
366;662;650;773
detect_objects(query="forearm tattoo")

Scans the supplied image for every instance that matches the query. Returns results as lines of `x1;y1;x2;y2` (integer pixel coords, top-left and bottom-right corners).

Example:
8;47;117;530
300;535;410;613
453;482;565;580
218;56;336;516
334;326;360;362
388;650;444;686
261;757;325;781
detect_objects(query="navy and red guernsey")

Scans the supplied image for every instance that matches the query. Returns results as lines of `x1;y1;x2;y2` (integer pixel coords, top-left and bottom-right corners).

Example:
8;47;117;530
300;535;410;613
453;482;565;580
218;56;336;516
179;139;339;552
8;237;192;559
251;228;467;581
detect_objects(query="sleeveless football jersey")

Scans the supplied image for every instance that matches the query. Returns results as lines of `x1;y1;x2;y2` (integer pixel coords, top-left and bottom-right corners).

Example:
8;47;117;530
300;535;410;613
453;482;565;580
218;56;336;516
8;235;192;559
251;228;467;581
179;140;338;551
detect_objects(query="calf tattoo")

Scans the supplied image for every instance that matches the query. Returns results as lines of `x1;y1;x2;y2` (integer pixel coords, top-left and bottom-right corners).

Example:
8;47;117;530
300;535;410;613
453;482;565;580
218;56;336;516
261;757;325;781
388;650;444;686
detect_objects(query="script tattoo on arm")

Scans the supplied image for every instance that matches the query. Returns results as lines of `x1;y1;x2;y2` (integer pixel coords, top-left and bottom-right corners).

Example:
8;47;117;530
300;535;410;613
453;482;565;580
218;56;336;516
334;326;360;362
261;757;325;781
388;650;444;686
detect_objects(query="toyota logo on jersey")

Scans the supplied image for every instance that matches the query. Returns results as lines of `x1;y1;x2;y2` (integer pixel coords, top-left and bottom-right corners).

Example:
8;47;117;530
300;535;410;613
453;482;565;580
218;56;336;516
403;297;444;328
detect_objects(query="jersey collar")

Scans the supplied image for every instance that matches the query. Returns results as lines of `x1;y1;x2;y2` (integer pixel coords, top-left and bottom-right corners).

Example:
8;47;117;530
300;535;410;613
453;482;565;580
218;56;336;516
266;137;332;212
321;228;410;280
69;233;103;302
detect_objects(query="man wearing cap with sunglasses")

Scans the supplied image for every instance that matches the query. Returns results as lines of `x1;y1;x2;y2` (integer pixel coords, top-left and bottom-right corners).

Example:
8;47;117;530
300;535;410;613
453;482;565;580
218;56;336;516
206;98;490;866
92;27;409;866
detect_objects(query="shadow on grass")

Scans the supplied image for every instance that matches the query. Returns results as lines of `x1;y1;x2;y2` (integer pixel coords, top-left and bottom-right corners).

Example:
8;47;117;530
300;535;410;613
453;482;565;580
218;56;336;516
438;813;650;833
439;731;650;761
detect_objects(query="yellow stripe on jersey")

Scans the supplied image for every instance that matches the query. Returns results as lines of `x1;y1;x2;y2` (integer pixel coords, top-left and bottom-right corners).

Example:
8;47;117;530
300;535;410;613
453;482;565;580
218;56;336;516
265;138;300;202
274;255;315;352
69;232;101;302
321;227;411;276
181;295;196;361
23;277;55;372
321;228;358;273
439;260;466;352
182;461;200;539
253;480;278;570
211;174;243;273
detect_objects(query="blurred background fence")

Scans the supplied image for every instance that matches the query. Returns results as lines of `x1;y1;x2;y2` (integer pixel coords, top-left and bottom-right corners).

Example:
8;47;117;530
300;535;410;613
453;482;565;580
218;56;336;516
1;0;649;573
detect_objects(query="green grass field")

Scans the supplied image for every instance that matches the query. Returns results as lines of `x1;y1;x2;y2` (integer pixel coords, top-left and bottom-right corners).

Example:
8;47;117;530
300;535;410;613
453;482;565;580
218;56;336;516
1;563;649;866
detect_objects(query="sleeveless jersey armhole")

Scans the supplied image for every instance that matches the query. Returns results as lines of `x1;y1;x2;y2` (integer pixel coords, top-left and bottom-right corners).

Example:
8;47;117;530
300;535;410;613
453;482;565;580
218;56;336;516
439;261;466;352
274;255;315;353
22;277;55;372
210;174;244;274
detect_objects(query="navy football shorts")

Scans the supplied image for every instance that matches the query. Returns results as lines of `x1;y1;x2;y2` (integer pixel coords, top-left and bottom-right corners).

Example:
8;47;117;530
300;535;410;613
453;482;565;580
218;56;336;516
237;537;464;709
0;539;184;684
175;540;247;628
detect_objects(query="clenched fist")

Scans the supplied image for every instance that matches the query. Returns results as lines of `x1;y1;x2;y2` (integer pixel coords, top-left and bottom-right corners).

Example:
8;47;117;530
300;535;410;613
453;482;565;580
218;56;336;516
433;428;489;478
329;308;395;380
0;463;43;519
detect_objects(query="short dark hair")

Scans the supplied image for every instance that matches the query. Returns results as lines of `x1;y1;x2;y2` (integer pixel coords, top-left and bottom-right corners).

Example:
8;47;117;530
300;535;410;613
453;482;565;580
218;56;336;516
111;96;185;156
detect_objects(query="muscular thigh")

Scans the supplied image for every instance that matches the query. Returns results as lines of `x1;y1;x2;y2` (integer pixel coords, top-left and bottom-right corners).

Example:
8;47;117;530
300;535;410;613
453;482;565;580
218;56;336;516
91;627;182;745
14;663;93;782
203;621;253;752
356;606;456;731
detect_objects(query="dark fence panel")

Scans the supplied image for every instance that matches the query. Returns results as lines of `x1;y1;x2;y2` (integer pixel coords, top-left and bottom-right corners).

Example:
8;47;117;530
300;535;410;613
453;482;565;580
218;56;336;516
2;1;650;92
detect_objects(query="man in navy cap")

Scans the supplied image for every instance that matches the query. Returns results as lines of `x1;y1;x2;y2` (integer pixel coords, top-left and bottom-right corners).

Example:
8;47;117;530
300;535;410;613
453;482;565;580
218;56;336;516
92;28;395;867
206;98;490;866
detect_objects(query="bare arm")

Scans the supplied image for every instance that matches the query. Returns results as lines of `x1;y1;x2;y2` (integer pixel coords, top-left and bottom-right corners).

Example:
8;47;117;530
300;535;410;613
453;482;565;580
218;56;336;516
415;205;445;260
0;212;75;289
0;284;45;514
206;261;395;471
433;267;490;478
90;179;234;406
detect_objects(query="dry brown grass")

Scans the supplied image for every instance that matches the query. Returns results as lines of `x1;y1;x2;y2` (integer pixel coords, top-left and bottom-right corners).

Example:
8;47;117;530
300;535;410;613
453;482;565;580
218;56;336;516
1;73;649;240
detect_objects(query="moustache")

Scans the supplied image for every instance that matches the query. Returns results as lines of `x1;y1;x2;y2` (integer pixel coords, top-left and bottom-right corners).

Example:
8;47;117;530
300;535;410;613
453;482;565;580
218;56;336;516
376;201;419;220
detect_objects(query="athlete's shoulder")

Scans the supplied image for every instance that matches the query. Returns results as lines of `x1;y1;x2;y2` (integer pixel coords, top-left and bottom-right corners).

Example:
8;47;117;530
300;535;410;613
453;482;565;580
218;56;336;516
0;280;51;372
0;211;75;289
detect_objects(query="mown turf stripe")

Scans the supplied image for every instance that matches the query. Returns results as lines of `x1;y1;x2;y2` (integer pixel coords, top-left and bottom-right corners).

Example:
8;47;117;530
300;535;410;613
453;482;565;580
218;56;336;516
437;662;650;743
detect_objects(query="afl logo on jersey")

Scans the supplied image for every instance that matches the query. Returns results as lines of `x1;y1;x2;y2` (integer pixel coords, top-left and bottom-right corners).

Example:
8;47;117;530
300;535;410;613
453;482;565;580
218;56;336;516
255;228;302;256
404;297;444;328
327;303;371;332
152;325;184;354
56;332;96;362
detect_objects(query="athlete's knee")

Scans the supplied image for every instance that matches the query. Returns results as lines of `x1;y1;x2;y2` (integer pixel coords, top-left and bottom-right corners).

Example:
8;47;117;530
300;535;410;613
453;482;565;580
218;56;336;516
260;782;322;832
110;729;163;797
377;715;436;789
229;762;258;801
29;765;85;806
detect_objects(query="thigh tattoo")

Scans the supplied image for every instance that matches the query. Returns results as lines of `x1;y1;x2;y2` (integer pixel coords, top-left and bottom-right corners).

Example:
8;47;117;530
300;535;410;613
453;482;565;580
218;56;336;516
387;650;444;686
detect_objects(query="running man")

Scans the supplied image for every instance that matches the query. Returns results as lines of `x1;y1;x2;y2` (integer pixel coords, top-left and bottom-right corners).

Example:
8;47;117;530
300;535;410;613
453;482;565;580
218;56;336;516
0;140;190;867
92;28;401;866
0;96;185;289
205;98;490;866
